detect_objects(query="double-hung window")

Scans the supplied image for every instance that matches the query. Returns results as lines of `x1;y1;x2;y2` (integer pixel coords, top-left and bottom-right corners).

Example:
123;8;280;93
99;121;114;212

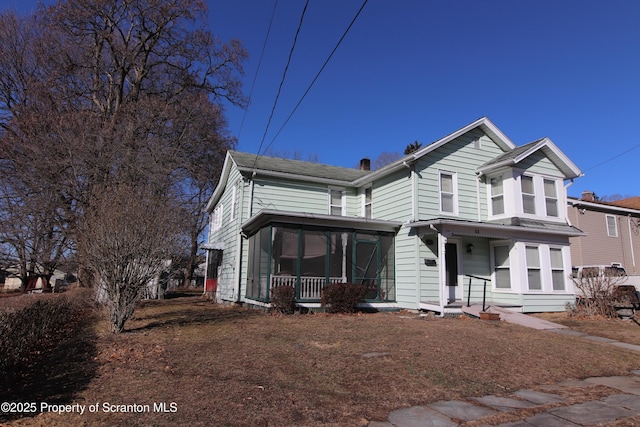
492;244;511;289
439;171;457;215
544;179;558;217
606;215;618;237
329;189;345;216
550;247;565;291
211;205;223;232
490;176;504;215
363;187;372;218
525;246;541;290
521;176;536;214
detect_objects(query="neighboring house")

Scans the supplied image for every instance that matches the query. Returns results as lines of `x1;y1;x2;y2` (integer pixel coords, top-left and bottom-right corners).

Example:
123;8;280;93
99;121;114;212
204;117;584;314
567;192;640;288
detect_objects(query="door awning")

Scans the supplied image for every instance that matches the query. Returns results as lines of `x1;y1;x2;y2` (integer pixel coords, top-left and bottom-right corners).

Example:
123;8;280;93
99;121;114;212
408;217;585;239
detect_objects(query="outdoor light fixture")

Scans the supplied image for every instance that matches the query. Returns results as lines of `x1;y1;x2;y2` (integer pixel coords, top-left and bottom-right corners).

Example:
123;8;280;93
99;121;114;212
466;243;474;254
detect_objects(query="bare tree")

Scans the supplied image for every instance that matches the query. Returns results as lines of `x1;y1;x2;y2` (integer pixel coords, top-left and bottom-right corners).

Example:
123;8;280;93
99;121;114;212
0;0;245;313
371;151;401;170
81;183;183;332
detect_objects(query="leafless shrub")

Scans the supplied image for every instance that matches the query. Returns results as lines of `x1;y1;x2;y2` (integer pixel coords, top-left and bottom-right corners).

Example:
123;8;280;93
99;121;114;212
571;266;628;318
80;184;184;333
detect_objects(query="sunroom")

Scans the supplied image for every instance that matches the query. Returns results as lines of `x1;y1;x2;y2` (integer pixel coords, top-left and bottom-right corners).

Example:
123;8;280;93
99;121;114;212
242;210;401;305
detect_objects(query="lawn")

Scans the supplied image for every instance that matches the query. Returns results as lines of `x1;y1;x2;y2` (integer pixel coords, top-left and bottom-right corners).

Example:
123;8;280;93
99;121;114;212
3;295;640;426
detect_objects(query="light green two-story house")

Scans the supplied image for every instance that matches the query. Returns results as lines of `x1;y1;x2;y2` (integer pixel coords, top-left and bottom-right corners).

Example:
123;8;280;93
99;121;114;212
204;117;584;314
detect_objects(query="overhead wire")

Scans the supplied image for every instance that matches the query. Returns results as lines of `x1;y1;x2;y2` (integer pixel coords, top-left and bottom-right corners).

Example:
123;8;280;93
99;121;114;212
253;0;310;170
235;0;279;144
583;143;640;172
260;0;369;157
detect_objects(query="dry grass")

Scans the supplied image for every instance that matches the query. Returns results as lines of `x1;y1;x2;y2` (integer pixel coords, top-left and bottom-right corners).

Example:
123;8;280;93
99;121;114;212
534;311;640;346
3;296;640;426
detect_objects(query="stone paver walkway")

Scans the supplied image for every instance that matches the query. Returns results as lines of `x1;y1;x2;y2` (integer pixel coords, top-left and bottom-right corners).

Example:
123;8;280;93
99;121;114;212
368;323;640;426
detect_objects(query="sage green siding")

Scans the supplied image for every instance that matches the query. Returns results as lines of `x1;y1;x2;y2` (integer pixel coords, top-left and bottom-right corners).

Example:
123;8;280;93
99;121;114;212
517;151;563;177
416;130;504;221
373;169;413;221
252;178;328;215
209;166;245;301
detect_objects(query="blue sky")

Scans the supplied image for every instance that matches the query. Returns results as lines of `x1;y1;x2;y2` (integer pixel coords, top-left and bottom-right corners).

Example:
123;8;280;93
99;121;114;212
4;1;639;199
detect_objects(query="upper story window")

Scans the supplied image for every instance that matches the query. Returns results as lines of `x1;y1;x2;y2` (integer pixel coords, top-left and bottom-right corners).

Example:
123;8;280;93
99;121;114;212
211;204;223;232
544;179;558;217
329;189;345;216
363;187;372;218
606;214;618;237
439;171;457;215
490;176;504;216
521;175;536;215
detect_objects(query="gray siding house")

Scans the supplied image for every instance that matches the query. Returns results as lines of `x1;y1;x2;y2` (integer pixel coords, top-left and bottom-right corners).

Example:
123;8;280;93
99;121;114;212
204;117;584;314
568;192;640;288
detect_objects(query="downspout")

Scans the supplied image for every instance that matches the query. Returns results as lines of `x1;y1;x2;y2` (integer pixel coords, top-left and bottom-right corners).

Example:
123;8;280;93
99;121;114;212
475;171;483;222
629;215;637;274
248;172;256;217
234;179;245;303
404;161;421;309
564;179;575;225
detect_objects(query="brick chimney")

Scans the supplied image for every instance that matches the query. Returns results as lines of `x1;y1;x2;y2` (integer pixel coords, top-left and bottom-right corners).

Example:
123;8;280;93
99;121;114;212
360;158;371;171
581;190;596;202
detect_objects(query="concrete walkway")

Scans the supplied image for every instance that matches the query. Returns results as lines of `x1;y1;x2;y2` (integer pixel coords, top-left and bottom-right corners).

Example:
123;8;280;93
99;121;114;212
369;316;640;426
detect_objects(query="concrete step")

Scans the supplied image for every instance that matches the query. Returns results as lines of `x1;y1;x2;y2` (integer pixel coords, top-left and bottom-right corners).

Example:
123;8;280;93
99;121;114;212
462;304;567;330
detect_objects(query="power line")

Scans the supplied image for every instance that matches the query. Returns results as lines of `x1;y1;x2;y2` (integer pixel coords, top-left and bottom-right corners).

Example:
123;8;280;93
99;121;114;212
253;0;310;169
261;0;369;155
235;0;279;143
583;143;640;172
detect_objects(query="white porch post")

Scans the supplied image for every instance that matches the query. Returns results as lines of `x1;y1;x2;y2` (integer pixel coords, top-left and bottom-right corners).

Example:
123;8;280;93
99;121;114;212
438;233;448;310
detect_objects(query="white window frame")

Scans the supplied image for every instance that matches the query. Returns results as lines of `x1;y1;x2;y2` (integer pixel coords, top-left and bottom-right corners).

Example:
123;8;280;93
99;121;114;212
489;175;505;216
329;188;345;216
520;175;536;215
525;245;542;291
211;204;223;232
490;241;512;290
544;179;559;217
549;246;566;291
362;187;372;218
439;170;458;215
606;214;618;237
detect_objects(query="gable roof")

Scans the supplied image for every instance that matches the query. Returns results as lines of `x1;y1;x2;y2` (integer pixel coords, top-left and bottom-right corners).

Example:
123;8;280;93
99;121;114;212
353;116;517;185
611;196;640;210
206;117;581;212
476;137;582;179
228;151;369;183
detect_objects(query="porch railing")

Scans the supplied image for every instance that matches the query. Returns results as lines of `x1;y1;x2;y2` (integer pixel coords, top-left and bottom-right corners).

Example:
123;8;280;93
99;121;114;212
465;274;490;311
271;275;344;300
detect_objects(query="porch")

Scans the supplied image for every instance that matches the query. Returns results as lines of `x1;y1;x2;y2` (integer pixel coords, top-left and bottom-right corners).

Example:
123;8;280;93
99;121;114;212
271;275;344;300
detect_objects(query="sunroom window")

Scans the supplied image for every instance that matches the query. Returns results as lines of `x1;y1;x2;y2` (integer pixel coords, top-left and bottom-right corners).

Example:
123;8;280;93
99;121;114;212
246;225;395;303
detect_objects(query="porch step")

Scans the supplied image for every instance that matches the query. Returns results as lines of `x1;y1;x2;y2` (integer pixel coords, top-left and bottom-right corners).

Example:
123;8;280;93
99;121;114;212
462;305;567;330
